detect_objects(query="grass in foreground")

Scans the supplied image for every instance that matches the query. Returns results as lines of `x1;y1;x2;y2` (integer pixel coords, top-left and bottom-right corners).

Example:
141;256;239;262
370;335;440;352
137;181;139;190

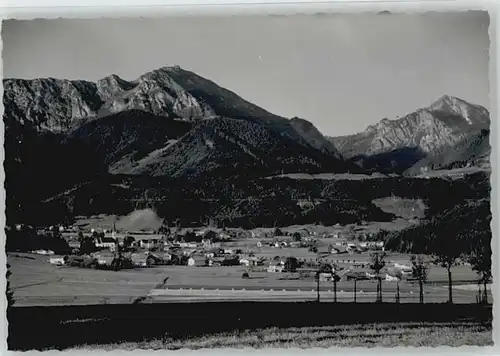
72;322;492;350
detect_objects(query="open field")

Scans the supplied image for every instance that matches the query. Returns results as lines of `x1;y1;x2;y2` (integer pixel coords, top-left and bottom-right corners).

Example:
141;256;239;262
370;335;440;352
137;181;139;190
7;302;492;350
372;197;427;219
74;209;163;232
8;253;162;306
8;252;490;307
72;322;493;349
415;166;491;179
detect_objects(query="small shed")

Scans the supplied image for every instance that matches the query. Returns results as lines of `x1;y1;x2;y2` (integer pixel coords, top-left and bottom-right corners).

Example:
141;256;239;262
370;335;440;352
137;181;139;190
267;261;285;273
188;256;207;267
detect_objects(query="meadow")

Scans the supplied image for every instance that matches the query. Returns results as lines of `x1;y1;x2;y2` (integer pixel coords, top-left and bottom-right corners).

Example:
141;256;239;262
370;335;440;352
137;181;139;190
8;302;492;350
71;322;493;349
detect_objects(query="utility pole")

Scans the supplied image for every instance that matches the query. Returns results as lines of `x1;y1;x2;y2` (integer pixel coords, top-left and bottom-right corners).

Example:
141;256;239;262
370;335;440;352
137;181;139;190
316;271;320;303
333;275;337;303
396;280;400;304
354;279;357;303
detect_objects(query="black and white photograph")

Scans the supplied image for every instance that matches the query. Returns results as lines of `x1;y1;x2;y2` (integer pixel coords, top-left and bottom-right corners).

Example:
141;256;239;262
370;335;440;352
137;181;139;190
2;9;494;350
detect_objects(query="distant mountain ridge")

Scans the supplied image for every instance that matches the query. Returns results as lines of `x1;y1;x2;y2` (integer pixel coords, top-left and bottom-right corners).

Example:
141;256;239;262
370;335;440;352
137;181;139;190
4;66;341;159
4;68;489;180
4;65;355;219
329;95;490;174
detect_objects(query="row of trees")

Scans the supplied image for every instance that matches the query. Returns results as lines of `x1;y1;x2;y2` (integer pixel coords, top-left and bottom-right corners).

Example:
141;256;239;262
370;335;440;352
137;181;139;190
375;199;492;304
6;227;72;255
307;244;490;305
367;247;490;304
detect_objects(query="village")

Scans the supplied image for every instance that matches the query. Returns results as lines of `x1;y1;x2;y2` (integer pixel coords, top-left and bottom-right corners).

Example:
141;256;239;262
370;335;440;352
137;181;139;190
28;222;415;284
8;211;484;307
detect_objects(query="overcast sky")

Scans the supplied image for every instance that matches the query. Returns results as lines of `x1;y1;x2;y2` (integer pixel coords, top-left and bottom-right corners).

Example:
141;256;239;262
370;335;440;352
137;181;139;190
2;11;490;136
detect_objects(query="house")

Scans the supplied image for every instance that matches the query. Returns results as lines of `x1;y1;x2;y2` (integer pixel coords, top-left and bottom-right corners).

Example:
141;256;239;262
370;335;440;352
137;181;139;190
319;273;333;282
209;256;225;267
163;240;173;247
385;273;400;282
366;272;377;279
267;264;284;273
201;238;213;248
205;252;215;259
331;246;349;254
240;257;259;267
195;229;208;237
138;240;153;248
353;261;367;268
188;256;207;267
32;249;55;255
95;237;116;249
317;246;331;255
345;271;372;281
394;263;412;272
131;253;148;267
206;247;223;256
68;240;81;249
151;252;172;262
267;261;285;273
140;239;161;249
297;267;317;278
252;231;262;239
181;248;197;256
144;252;171;266
49;257;66;266
95;254;114;266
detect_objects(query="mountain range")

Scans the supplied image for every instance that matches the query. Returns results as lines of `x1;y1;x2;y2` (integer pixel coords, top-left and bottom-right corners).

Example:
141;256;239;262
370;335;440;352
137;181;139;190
328;95;490;175
4;67;351;180
3;66;491;225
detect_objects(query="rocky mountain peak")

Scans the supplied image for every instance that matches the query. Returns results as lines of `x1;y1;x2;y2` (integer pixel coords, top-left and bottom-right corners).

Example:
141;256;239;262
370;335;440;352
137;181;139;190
3;77;102;132
96;74;136;101
4;65;344;173
429;94;464;110
427;94;490;127
328;95;490;173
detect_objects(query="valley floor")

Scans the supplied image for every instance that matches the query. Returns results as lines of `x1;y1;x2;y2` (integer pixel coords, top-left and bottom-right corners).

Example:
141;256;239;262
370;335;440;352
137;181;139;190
8;251;491;306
